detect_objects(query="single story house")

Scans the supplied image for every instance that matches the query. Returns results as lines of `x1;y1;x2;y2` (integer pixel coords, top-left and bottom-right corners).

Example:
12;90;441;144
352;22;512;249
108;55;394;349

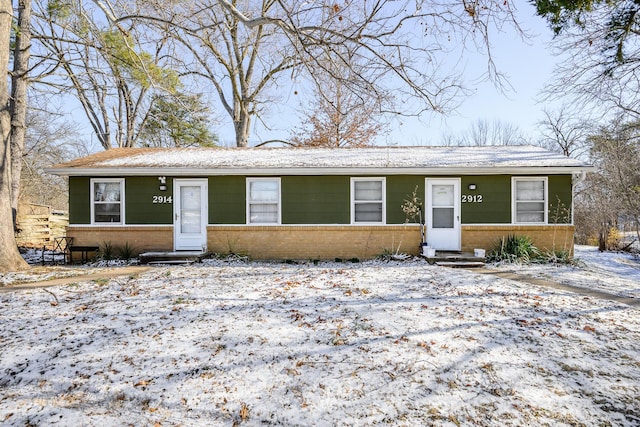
46;145;594;260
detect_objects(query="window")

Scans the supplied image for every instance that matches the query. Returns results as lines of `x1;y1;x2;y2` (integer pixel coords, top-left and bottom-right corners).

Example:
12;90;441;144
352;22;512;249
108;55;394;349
513;177;547;223
247;178;281;224
91;179;124;224
351;178;385;223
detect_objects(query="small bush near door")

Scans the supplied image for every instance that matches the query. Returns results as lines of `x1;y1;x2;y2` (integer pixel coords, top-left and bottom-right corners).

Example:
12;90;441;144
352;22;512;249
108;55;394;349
487;235;540;263
488;234;576;265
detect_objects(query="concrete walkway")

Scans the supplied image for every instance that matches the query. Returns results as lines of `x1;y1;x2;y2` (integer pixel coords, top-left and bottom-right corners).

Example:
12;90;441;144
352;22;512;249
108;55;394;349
0;266;151;292
474;269;640;308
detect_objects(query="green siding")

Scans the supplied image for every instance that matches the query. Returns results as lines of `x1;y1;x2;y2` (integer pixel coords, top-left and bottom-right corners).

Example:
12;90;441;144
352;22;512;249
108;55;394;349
548;175;573;224
282;176;350;224
386;176;425;224
69;177;91;224
210;176;246;224
460;176;511;224
68;173;574;227
125;177;173;225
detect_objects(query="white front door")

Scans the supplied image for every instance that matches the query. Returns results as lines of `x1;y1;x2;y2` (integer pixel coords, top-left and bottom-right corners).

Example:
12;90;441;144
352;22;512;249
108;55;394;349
426;178;461;251
174;179;208;251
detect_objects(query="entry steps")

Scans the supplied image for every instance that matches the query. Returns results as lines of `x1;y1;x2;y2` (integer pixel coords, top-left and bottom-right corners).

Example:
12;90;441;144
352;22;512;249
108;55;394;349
139;251;206;265
423;251;486;268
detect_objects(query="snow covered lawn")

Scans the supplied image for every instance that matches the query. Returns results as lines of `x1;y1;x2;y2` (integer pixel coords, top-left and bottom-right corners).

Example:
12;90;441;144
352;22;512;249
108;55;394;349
1;255;639;426
491;245;640;299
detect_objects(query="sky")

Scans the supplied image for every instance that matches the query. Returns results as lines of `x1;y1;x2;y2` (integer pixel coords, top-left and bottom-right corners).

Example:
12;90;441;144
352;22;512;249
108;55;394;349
68;3;567;151
213;3;566;148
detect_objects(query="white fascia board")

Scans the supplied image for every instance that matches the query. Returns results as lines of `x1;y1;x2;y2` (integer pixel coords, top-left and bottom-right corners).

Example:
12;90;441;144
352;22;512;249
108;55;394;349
46;165;596;177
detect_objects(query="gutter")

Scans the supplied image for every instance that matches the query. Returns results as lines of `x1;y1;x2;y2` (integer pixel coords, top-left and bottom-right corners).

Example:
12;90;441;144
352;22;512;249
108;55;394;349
45;165;597;177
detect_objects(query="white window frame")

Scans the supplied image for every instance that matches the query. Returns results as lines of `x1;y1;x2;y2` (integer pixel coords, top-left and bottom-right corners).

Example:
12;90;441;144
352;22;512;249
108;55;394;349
246;178;281;224
90;178;125;225
351;177;386;224
512;177;548;224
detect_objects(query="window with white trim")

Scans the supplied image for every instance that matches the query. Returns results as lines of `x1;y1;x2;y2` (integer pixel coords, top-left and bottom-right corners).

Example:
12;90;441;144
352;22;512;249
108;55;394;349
91;178;124;224
351;178;385;223
247;178;281;224
513;177;547;224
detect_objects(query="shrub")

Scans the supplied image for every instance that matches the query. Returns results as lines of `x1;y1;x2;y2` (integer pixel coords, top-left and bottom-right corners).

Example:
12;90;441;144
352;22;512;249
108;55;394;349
99;241;115;260
118;242;136;260
487;235;540;263
539;248;575;265
606;227;622;251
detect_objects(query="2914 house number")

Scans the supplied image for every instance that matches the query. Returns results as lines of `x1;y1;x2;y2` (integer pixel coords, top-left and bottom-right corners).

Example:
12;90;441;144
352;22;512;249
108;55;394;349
152;195;173;204
461;194;483;203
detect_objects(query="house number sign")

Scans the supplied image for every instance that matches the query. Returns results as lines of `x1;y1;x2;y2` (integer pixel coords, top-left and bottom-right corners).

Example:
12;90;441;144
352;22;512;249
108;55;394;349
152;195;173;204
461;194;483;203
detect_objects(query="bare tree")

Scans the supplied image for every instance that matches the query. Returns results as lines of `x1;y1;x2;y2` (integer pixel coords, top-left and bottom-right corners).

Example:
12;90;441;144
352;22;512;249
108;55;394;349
290;60;383;147
32;0;181;149
10;0;32;228
576;118;640;250
441;119;526;146
535;1;640;119
20;105;87;210
0;0;29;271
538;107;591;158
111;0;522;147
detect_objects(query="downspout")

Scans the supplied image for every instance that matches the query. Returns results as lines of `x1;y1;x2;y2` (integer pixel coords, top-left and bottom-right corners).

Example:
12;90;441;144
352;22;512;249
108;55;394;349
572;171;587;186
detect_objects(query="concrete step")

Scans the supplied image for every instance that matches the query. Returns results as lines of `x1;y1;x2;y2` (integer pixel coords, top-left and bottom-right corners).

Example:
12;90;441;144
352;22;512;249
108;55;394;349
435;261;486;268
139;251;205;265
423;251;486;268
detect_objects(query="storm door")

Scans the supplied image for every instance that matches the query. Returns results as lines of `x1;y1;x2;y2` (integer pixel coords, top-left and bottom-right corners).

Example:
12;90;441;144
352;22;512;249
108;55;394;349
174;179;208;251
426;178;461;251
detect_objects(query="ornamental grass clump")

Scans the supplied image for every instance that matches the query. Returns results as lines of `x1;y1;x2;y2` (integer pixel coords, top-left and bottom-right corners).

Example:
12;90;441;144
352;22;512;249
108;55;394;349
488;235;540;263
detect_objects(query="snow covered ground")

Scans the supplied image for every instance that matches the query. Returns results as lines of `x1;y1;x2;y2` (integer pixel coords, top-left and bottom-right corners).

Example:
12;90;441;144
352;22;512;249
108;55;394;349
1;247;639;426
490;245;640;299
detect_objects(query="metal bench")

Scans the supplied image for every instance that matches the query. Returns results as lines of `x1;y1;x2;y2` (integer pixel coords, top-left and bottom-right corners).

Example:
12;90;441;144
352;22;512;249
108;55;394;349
69;245;100;264
44;237;73;265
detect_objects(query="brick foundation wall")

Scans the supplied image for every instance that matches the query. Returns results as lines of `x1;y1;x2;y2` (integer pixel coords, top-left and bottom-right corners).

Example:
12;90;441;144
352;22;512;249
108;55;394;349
66;226;173;253
66;223;575;260
462;225;575;254
207;225;423;260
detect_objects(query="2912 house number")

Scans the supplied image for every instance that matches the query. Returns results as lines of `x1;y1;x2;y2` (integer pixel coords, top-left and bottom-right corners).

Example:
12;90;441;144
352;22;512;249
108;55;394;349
461;194;483;203
152;195;173;204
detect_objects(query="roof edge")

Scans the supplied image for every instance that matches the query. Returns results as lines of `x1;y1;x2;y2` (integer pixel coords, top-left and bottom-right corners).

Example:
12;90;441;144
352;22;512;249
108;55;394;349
45;165;596;177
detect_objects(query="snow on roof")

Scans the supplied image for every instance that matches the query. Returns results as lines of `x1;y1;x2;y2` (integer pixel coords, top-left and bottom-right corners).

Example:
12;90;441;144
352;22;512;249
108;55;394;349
48;146;593;176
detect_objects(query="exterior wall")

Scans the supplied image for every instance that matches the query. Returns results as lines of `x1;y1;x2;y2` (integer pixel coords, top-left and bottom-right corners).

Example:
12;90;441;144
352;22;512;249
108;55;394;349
68;177;91;224
126;177;173;224
66;226;173;253
548;175;573;223
69;174;574;226
65;224;575;259
459;175;573;224
386;176;425;224
66;173;576;259
460;176;511;223
282;176;350;224
210;176;245;224
462;225;575;254
207;225;422;260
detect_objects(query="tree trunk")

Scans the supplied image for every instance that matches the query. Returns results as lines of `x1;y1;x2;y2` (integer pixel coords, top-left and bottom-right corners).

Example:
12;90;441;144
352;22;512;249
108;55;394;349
10;0;31;228
234;109;251;147
0;0;29;272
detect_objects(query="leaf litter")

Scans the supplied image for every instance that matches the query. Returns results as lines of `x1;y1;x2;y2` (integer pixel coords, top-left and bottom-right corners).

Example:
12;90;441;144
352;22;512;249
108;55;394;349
0;247;639;426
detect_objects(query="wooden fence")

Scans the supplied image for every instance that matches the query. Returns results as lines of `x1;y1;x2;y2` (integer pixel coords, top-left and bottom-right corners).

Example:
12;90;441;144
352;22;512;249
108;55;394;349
15;204;69;249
